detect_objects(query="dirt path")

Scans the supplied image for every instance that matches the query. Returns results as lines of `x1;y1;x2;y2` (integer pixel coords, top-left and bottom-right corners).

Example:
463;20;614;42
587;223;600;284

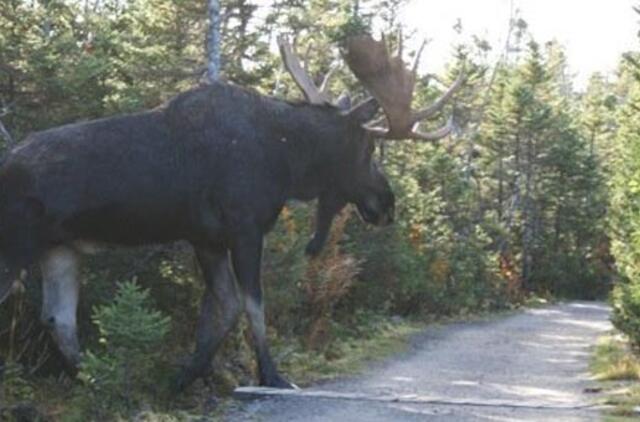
225;302;612;421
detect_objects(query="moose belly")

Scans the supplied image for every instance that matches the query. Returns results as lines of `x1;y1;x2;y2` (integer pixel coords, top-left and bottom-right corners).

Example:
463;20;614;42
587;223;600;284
61;202;193;246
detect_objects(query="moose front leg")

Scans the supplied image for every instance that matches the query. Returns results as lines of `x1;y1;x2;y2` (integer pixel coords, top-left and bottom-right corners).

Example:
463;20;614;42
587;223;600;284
231;231;296;389
40;246;81;370
305;193;346;257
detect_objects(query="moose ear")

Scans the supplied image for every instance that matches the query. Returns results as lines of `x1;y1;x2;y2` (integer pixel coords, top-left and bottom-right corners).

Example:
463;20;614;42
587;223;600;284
344;97;379;123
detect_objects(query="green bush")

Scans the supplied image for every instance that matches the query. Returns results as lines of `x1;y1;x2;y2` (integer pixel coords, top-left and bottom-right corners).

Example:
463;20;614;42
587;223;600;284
612;280;640;350
73;280;171;420
0;362;35;408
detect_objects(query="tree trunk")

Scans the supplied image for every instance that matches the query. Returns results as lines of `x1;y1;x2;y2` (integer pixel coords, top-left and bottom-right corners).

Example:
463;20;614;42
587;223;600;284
521;134;534;290
207;0;222;82
0;119;15;150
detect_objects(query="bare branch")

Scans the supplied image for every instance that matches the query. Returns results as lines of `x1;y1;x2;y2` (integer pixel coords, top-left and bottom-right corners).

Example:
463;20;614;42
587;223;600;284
0;118;16;150
396;28;403;60
303;41;313;74
319;62;341;94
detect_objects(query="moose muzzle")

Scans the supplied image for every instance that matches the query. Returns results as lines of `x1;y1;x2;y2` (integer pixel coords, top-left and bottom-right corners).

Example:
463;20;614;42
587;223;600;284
356;197;394;227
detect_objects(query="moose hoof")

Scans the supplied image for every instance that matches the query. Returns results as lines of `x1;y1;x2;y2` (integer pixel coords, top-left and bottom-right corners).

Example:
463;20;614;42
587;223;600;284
260;373;299;390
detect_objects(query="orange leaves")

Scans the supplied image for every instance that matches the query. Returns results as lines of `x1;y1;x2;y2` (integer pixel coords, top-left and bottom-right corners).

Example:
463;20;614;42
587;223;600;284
408;223;424;251
280;206;297;236
304;209;360;351
499;252;522;301
429;256;450;285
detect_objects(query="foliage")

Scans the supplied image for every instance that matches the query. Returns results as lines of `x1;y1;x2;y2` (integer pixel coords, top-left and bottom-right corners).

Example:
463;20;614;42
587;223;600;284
608;6;640;353
478;41;609;298
612;280;640;351
73;280;171;420
0;362;35;409
592;335;640;381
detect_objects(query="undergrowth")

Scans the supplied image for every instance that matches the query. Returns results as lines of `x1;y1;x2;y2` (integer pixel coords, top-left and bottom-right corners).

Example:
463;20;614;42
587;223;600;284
591;334;640;417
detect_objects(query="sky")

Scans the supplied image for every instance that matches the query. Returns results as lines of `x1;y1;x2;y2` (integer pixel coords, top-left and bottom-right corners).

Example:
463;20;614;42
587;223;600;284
399;0;638;89
254;0;639;90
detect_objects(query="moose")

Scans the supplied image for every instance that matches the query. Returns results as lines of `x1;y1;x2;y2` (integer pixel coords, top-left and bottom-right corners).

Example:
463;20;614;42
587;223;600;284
0;34;462;389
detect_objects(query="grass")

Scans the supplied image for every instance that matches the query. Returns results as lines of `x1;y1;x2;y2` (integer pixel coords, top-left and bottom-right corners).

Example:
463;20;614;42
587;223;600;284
592;335;640;381
272;301;528;387
590;334;640;417
274;318;424;386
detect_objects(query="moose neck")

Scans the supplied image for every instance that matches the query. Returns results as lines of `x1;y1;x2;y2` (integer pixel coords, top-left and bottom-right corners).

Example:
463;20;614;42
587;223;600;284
272;103;346;202
180;83;346;203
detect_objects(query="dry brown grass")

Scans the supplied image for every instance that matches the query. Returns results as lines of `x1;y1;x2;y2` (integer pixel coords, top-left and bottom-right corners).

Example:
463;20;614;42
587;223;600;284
304;209;361;351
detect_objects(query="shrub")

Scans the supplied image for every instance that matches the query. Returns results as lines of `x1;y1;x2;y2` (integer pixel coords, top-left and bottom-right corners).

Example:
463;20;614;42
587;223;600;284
73;280;171;420
303;209;361;351
0;362;35;408
612;280;640;350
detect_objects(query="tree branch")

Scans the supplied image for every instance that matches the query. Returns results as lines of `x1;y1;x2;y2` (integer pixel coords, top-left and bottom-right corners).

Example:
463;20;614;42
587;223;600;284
0;118;16;150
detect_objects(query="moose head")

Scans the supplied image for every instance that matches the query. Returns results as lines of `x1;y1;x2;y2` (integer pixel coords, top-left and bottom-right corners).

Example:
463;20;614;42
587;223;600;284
277;33;464;256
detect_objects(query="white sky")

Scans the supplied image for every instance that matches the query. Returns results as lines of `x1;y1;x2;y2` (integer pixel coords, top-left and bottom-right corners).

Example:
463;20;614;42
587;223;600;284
257;0;639;90
400;0;639;89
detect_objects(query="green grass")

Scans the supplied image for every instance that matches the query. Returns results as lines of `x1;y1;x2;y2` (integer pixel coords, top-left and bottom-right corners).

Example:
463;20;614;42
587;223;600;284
522;295;552;308
592;336;640;381
274;318;424;386
602;416;640;422
590;334;640;417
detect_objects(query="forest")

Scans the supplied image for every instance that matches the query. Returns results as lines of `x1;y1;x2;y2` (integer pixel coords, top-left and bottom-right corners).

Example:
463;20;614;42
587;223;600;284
0;0;638;420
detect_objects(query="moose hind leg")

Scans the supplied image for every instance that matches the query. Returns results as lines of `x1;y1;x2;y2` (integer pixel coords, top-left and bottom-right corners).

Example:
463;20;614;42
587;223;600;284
40;246;81;369
231;232;296;389
177;249;241;390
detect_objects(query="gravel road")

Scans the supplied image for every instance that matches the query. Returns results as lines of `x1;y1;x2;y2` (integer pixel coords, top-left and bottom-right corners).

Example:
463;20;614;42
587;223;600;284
225;302;612;421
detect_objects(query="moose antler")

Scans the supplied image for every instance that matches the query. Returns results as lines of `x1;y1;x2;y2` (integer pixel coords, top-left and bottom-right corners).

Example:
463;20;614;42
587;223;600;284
277;35;334;105
343;34;464;141
277;33;463;141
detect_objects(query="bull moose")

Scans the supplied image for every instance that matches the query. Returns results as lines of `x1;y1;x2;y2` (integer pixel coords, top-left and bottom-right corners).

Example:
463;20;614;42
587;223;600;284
0;34;462;389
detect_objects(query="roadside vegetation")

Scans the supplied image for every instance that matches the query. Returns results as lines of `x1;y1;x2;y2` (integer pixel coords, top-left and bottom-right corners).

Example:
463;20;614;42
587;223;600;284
2;0;640;419
600;6;640;420
591;335;640;419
